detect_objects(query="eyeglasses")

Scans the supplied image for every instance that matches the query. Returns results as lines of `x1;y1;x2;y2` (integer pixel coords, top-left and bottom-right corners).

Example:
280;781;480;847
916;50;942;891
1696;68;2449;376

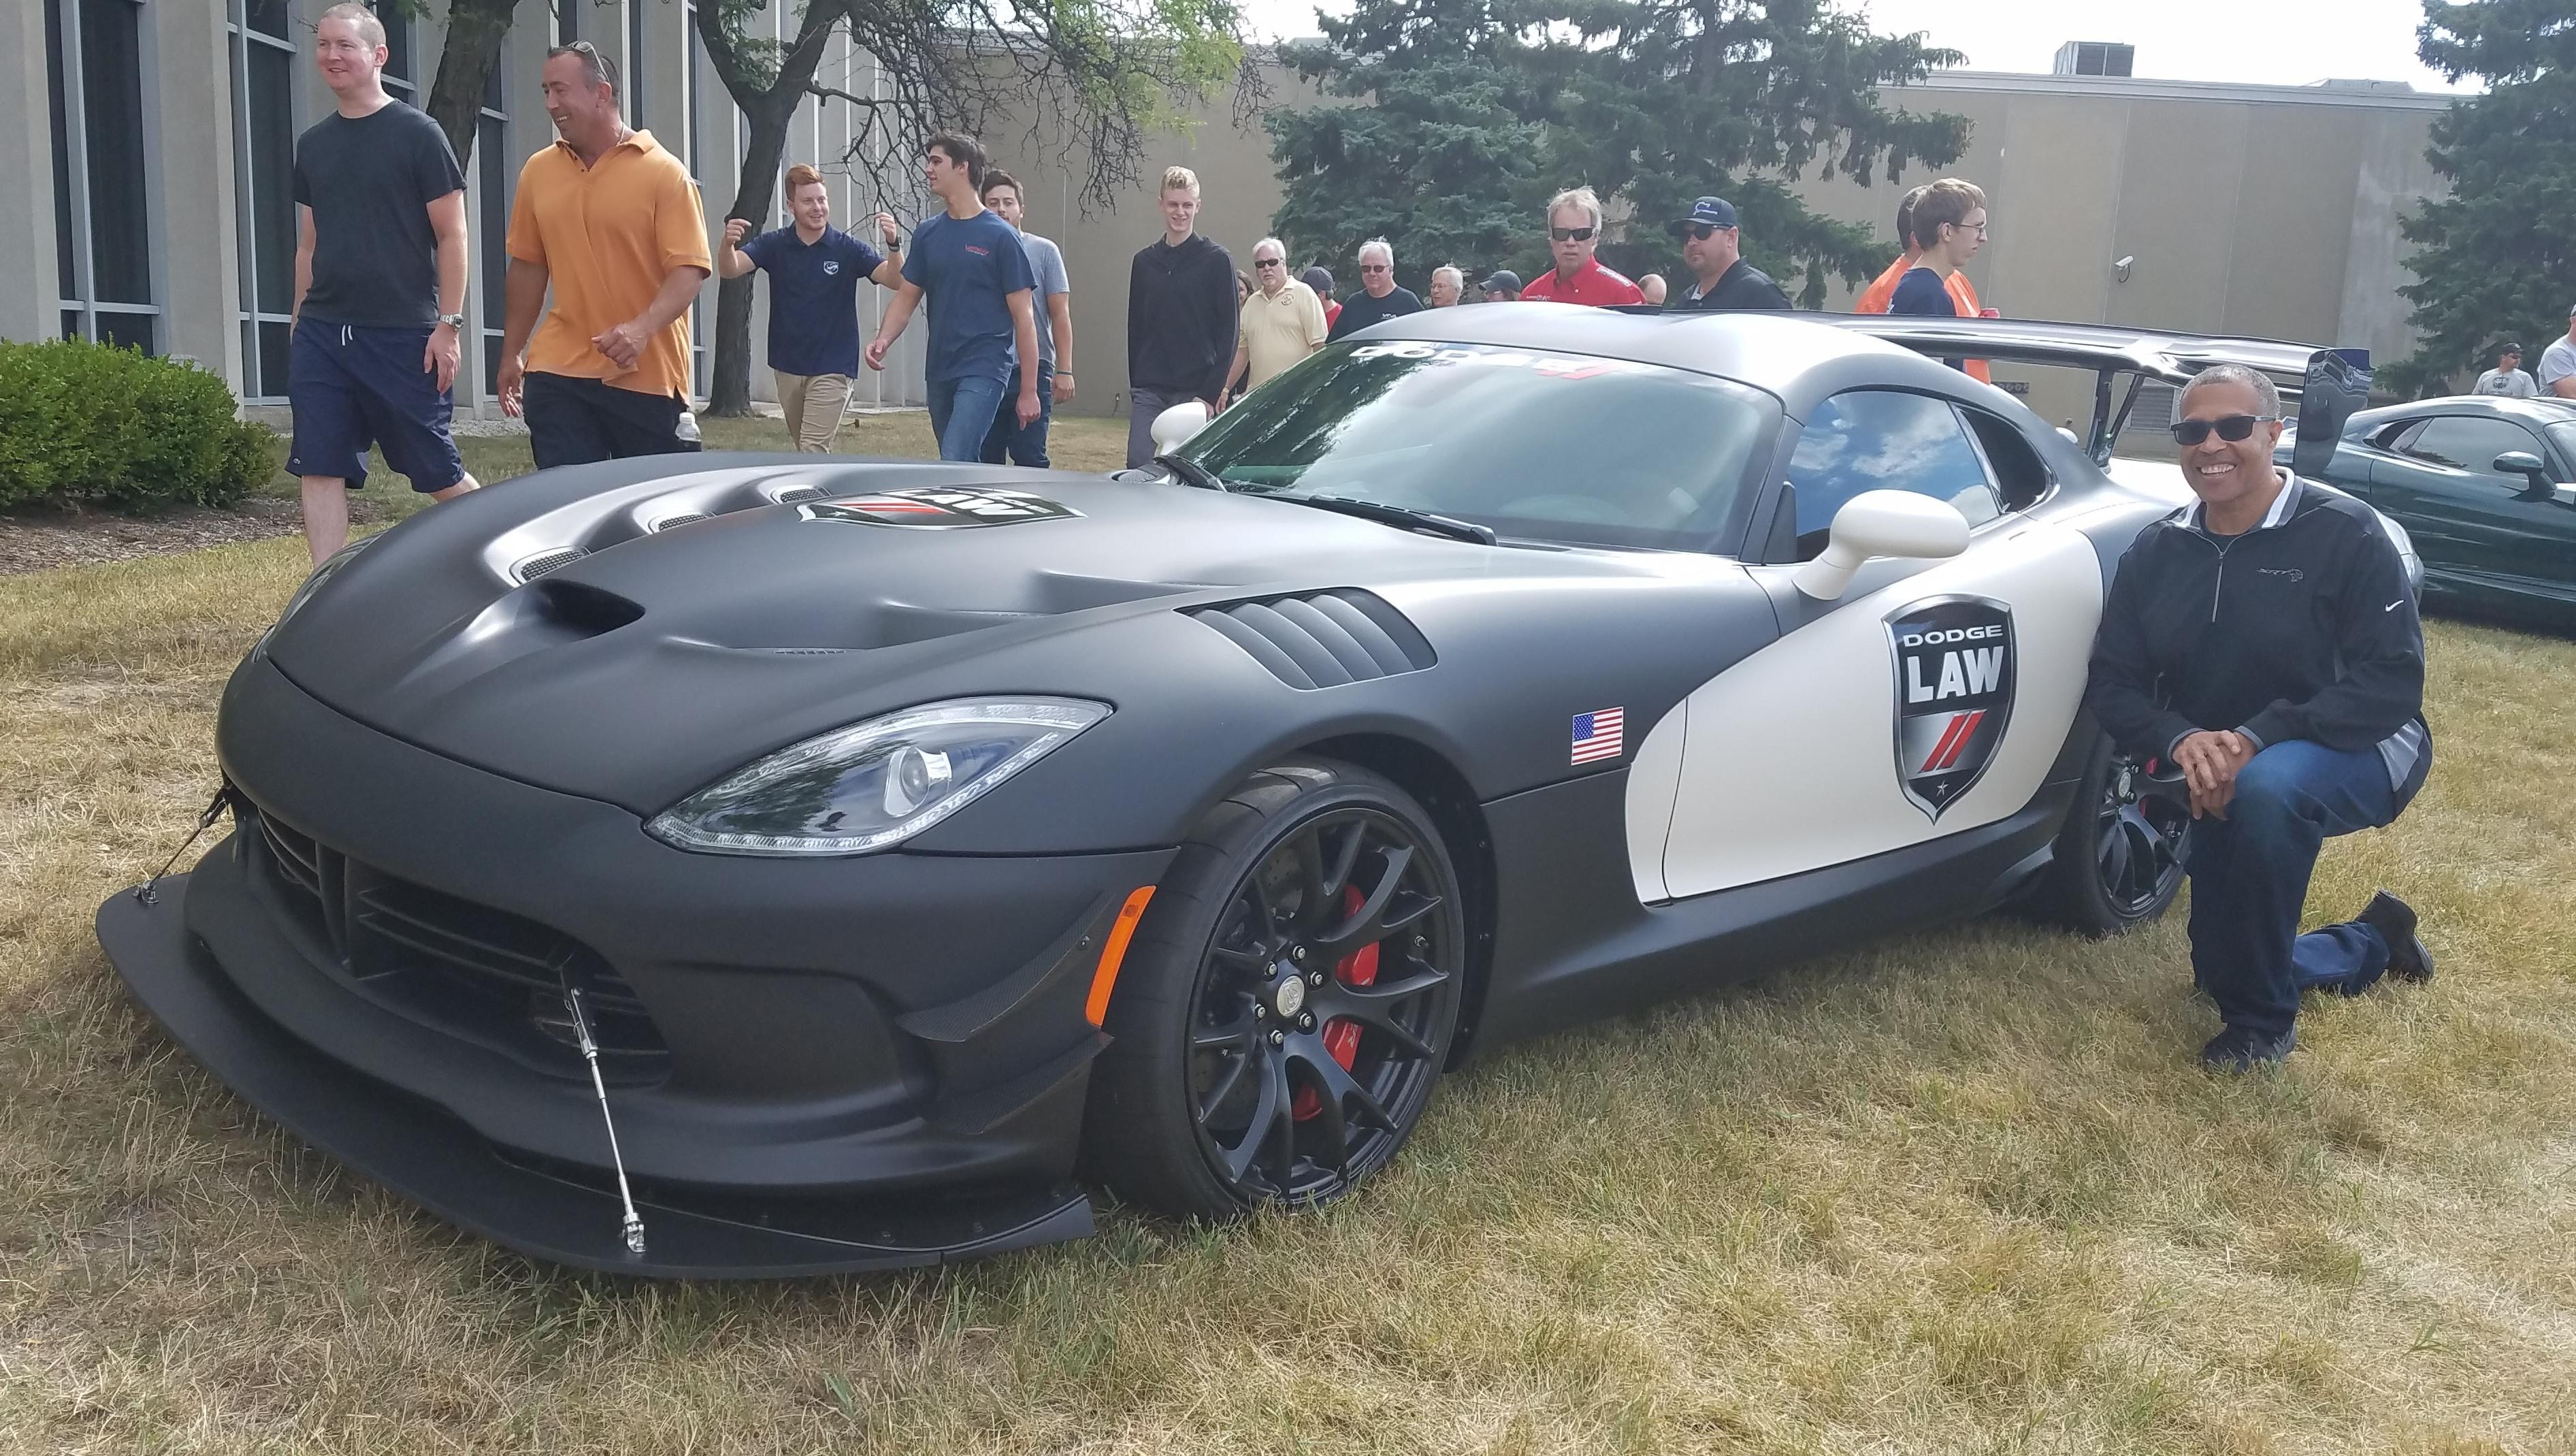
1254;257;1284;268
1684;223;1729;241
2168;413;2281;446
1358;263;1390;274
1549;225;1596;242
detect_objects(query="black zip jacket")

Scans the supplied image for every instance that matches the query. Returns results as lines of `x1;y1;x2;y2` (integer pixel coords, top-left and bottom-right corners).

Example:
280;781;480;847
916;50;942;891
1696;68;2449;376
2087;474;2428;777
1127;234;1238;401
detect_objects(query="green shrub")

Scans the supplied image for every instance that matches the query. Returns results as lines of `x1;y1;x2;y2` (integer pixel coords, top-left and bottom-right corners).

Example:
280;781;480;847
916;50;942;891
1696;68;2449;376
0;338;273;513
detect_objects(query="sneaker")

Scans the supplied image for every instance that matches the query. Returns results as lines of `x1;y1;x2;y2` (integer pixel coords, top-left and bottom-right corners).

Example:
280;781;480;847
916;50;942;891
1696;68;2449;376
2356;890;2434;984
2202;1024;2296;1072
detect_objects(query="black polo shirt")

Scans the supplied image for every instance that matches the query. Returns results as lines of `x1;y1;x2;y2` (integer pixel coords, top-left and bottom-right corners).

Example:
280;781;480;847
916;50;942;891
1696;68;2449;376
1669;259;1793;312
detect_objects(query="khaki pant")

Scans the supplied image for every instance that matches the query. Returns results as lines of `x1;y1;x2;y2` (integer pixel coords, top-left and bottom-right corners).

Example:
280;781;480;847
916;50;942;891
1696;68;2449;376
775;370;853;452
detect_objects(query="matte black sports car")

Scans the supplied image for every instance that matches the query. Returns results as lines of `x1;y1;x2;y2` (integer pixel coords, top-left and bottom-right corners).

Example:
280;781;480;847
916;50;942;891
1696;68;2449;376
2275;393;2576;630
99;310;2405;1278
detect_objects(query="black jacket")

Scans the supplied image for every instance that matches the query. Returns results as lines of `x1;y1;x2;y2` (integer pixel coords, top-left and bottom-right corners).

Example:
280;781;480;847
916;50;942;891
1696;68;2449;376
1127;235;1238;400
1668;259;1793;312
2087;475;2428;784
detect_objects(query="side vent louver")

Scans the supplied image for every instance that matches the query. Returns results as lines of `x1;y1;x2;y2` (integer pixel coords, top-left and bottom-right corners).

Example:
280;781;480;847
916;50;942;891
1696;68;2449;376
774;485;826;503
514;547;587;582
1186;589;1435;690
651;512;709;532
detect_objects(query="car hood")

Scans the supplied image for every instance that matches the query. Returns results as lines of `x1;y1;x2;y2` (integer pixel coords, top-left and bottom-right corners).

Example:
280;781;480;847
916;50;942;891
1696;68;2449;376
260;459;1665;813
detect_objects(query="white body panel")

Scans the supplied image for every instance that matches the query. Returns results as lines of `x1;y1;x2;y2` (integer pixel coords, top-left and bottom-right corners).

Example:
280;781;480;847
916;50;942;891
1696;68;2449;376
1652;519;2106;901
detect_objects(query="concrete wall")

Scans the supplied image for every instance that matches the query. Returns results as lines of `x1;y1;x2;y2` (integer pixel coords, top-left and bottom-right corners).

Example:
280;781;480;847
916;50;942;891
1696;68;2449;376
0;0;61;346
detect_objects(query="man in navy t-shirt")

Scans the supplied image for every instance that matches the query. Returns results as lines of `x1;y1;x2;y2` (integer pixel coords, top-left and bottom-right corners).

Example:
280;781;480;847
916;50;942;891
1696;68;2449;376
1888;178;1987;373
718;162;900;452
864;133;1040;461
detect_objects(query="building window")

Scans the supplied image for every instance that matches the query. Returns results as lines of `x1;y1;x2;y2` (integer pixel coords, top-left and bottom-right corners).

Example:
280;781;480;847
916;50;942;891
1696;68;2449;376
382;9;415;101
227;0;297;398
479;61;510;397
52;0;160;353
557;0;578;45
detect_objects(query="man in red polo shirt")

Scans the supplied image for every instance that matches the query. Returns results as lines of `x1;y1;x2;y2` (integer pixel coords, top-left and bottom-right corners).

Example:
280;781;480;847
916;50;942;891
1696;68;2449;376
1521;187;1644;306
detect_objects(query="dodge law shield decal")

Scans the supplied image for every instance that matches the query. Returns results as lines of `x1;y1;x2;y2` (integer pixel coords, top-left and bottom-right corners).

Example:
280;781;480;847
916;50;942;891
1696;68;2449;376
1887;595;2016;820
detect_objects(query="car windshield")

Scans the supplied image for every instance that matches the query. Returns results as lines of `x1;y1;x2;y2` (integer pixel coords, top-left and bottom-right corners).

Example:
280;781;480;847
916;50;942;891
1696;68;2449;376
2546;421;2576;470
1167;340;1778;551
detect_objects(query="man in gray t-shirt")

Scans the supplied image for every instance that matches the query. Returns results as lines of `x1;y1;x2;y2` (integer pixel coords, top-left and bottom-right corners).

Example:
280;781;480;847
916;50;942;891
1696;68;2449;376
979;170;1074;467
2473;342;2539;398
2539;309;2576;399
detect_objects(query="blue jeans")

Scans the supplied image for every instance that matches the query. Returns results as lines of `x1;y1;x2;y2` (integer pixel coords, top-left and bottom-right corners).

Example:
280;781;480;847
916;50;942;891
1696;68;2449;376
981;363;1054;467
926;374;1007;462
2185;740;2402;1038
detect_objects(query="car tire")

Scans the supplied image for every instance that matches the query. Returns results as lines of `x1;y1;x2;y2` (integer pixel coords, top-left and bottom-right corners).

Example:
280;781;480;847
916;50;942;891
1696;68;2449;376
2027;730;2191;937
1081;758;1466;1221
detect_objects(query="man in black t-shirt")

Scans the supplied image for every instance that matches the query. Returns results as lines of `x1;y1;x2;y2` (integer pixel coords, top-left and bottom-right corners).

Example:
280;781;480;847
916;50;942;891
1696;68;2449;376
1325;238;1424;341
1664;197;1793;312
287;3;480;566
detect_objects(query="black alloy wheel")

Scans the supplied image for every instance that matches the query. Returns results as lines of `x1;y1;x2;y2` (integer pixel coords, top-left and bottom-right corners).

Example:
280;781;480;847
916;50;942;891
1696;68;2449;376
1083;761;1465;1219
2027;730;2191;937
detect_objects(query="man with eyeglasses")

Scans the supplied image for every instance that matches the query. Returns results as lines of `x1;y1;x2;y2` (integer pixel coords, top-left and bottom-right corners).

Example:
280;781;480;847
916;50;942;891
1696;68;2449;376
1664;197;1792;312
1226;238;1328;404
1520;187;1644;306
1326;238;1424;341
2087;364;2434;1074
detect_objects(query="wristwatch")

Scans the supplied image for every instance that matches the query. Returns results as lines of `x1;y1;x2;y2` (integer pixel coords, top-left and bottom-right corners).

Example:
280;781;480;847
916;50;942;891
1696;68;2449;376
436;312;468;329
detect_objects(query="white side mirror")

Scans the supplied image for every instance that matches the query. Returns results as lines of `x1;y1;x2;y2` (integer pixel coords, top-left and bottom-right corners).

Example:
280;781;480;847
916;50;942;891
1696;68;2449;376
1149;400;1211;455
1792;489;1971;600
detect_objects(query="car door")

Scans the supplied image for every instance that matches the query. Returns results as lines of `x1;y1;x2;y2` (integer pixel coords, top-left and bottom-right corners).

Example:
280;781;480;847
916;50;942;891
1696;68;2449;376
1649;389;2106;902
2370;414;2567;602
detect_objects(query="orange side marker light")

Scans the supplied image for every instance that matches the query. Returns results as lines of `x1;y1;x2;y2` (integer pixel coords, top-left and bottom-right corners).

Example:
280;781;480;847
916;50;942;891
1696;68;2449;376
1085;886;1158;1026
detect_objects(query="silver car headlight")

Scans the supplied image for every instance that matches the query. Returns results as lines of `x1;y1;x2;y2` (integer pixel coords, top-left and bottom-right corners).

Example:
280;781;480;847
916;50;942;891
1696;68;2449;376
645;697;1111;856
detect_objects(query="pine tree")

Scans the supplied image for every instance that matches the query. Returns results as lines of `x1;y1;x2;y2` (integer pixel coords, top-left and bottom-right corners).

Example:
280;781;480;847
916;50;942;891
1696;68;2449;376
2391;0;2576;397
1267;0;1968;302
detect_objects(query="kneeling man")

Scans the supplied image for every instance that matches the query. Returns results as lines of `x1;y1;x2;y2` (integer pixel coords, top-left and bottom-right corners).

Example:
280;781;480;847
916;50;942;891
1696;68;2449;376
2087;365;2435;1071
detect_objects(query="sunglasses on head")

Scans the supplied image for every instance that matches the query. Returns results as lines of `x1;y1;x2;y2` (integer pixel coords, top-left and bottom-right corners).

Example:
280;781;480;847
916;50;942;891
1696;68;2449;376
2169;413;2281;447
1550;225;1596;242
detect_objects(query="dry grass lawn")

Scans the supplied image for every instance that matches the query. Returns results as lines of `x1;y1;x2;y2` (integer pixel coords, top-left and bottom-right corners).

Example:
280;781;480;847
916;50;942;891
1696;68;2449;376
1;453;2570;1452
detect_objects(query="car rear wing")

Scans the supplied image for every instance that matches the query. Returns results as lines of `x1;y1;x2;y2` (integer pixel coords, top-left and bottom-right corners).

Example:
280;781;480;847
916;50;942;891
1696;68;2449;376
1813;314;2369;479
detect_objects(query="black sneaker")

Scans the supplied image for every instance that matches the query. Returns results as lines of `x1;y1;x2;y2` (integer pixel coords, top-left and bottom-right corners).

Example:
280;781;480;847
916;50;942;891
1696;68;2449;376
2202;1024;2296;1073
2356;891;2434;984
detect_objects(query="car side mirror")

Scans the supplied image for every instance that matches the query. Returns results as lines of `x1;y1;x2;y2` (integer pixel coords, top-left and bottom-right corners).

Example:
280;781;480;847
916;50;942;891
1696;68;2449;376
1150;400;1211;455
1793;489;1972;600
2493;450;2555;498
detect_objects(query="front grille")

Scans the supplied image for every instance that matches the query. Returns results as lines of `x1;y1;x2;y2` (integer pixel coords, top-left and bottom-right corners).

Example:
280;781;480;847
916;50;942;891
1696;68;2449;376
243;804;666;1073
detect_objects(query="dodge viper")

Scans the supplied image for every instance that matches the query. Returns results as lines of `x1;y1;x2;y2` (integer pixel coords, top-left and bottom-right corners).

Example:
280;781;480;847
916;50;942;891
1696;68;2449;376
97;308;2413;1276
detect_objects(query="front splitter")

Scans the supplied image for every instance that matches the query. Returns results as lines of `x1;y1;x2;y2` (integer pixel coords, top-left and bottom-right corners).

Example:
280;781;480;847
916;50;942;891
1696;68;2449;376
97;875;1095;1278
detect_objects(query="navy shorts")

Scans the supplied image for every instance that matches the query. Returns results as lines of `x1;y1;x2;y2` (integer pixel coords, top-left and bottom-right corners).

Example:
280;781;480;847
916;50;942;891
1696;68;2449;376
287;319;466;491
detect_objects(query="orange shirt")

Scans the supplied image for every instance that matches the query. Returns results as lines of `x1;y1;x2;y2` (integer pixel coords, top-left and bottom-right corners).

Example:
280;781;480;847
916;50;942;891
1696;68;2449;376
1854;255;1990;383
506;130;711;398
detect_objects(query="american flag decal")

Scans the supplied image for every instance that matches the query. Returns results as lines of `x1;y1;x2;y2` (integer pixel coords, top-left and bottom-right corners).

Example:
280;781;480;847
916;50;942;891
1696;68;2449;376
1570;707;1625;764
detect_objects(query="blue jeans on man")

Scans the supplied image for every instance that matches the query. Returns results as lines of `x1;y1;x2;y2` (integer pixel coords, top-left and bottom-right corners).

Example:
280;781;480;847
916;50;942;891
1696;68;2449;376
926;374;1009;462
2185;739;2411;1039
982;363;1054;467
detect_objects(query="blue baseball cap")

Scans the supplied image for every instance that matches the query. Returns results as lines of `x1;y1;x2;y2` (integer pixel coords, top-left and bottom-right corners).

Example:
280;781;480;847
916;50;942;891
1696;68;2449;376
1668;197;1740;235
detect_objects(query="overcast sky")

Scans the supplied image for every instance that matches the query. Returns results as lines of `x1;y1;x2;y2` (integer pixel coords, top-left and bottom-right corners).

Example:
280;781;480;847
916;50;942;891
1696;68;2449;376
1239;0;2468;93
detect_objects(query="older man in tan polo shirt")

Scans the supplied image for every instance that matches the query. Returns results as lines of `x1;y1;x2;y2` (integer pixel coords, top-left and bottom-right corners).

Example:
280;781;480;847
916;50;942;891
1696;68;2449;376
496;43;711;468
1224;237;1328;406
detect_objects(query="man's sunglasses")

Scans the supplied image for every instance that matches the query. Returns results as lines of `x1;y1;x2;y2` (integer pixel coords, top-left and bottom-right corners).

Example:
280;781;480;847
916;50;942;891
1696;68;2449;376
1254;257;1284;268
1549;225;1596;242
2168;413;2281;446
1683;223;1728;241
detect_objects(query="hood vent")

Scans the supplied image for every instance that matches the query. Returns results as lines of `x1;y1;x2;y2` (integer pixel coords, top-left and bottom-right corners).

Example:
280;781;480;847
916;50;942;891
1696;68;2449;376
651;512;709;532
513;547;587;582
774;485;826;502
1186;589;1435;689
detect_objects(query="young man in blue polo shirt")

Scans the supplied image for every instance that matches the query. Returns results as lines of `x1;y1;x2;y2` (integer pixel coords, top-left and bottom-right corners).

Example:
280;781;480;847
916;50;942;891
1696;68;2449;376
864;133;1041;462
718;162;902;452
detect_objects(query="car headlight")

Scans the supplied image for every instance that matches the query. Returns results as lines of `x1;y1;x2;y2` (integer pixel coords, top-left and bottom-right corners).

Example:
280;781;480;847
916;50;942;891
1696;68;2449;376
645;697;1111;856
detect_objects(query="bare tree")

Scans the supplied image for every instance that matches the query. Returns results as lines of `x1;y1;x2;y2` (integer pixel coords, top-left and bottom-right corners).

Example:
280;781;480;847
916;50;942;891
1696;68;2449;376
694;0;1249;416
420;0;521;169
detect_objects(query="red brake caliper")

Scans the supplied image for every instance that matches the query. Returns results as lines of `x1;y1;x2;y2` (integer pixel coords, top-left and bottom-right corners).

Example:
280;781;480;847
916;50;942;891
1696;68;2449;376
1292;886;1377;1121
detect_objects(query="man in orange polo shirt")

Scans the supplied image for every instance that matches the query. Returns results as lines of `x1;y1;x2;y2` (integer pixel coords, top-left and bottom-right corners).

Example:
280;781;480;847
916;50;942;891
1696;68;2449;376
1855;180;1990;383
496;43;712;468
1520;187;1644;306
